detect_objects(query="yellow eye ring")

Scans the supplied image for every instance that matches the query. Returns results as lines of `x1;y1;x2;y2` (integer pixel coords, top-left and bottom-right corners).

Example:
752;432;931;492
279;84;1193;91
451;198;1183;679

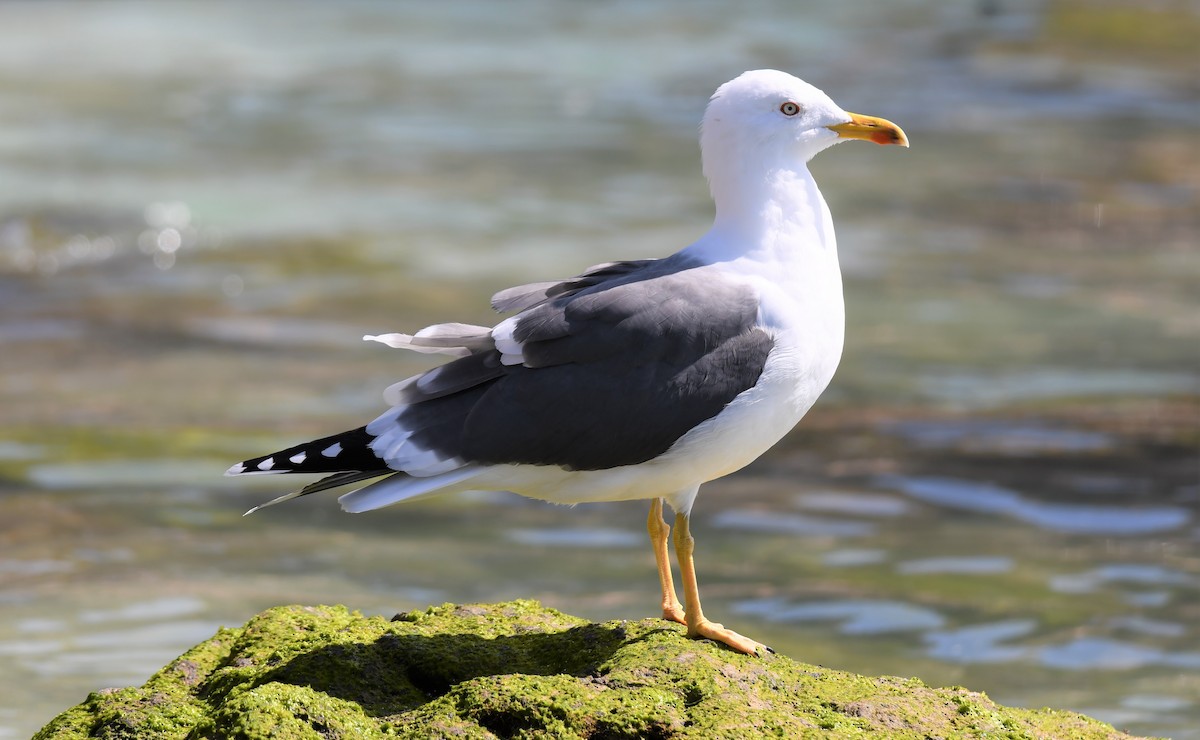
780;101;801;116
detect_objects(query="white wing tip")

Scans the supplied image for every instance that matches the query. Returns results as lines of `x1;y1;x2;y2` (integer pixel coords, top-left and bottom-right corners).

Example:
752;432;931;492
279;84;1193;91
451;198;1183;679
338;492;369;514
227;460;283;476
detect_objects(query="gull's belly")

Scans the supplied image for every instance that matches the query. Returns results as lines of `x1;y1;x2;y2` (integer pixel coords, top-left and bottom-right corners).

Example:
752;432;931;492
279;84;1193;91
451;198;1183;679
647;263;847;486
650;325;841;483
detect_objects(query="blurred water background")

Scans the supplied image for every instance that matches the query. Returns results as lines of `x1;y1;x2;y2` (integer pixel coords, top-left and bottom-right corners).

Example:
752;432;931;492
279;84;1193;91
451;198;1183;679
1;1;1197;737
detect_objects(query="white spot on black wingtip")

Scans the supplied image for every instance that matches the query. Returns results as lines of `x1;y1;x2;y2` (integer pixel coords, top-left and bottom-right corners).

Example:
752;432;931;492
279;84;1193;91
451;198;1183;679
226;463;279;478
257;457;275;471
289;451;307;464
322;442;343;457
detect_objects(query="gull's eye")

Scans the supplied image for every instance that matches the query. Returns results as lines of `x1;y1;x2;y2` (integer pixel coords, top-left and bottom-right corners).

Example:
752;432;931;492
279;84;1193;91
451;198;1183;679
779;101;801;116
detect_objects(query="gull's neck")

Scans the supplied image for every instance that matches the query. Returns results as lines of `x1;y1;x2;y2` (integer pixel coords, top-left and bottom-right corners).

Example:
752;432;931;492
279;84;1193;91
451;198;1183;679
684;158;838;267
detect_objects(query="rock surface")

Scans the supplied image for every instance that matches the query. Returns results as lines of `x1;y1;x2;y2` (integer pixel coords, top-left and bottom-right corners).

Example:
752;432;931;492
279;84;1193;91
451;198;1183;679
35;600;1145;739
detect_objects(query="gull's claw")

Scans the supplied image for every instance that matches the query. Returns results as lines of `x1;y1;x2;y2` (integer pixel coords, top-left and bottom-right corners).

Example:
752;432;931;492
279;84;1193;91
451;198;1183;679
688;618;770;656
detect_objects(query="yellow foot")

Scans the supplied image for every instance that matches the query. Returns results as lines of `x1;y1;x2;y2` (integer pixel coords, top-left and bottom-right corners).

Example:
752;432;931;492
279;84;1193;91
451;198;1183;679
687;619;772;655
661;604;686;625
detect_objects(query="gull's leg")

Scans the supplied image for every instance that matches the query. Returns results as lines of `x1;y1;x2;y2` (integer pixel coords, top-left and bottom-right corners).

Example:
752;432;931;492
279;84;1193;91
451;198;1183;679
674;511;769;655
647;498;686;624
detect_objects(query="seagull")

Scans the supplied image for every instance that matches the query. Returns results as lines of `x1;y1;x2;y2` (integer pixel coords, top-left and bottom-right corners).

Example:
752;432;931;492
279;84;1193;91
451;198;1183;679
227;69;907;655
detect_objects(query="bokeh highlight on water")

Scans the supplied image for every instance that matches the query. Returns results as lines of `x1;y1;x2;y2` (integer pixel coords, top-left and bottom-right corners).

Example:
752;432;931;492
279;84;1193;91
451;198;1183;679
1;2;1197;738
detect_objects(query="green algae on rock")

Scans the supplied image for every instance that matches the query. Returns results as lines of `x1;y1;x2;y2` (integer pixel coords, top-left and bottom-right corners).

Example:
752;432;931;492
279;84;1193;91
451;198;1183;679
34;600;1147;739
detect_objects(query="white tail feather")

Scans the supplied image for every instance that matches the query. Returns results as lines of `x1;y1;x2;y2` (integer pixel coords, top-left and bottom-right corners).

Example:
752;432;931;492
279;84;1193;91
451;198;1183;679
339;467;485;513
364;323;493;357
413;323;492;341
364;333;471;356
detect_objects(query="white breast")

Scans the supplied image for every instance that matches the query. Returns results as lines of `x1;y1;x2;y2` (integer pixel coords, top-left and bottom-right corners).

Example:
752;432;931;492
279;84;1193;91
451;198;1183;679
649;262;846;484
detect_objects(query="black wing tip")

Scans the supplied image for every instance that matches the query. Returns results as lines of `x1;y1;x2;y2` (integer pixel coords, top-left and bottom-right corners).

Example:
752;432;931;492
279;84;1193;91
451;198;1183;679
227;426;384;477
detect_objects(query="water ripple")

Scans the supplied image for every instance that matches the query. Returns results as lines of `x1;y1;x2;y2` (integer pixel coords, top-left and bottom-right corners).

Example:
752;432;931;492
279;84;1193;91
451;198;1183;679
794;490;909;517
822;549;888;567
878;475;1190;535
1049;564;1199;593
924;619;1037;664
1039;638;1200;671
710;510;875;538
78;597;206;625
505;527;641;548
897;556;1013;575
918;369;1198;407
879;418;1114;455
734;597;945;634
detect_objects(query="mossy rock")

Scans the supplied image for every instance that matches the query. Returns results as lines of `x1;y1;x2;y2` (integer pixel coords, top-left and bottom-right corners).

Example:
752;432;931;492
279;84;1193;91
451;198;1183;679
35;600;1146;739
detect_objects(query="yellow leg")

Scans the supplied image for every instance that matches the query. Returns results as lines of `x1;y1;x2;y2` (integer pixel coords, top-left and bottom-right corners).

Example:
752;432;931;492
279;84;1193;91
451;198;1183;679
647;498;686;624
673;511;770;655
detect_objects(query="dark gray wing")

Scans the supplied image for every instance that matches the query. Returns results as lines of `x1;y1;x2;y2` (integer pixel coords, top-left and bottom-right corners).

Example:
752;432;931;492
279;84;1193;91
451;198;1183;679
490;259;659;313
398;256;774;471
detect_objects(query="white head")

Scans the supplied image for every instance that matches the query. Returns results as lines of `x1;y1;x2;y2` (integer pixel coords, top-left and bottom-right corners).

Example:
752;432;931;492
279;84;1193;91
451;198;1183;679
700;70;907;193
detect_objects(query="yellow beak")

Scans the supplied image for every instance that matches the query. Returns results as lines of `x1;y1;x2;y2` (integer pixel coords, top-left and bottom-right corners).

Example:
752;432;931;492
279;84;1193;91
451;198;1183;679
827;112;909;147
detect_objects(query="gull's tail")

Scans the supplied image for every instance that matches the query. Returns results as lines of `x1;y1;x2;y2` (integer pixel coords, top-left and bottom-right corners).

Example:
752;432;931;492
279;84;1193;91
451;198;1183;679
225;426;391;514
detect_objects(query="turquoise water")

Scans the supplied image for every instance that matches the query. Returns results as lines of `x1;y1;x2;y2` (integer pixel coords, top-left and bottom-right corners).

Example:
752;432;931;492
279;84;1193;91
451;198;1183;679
1;2;1197;738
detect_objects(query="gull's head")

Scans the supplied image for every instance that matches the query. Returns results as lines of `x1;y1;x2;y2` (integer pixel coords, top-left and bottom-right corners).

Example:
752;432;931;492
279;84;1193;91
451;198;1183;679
701;70;907;184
